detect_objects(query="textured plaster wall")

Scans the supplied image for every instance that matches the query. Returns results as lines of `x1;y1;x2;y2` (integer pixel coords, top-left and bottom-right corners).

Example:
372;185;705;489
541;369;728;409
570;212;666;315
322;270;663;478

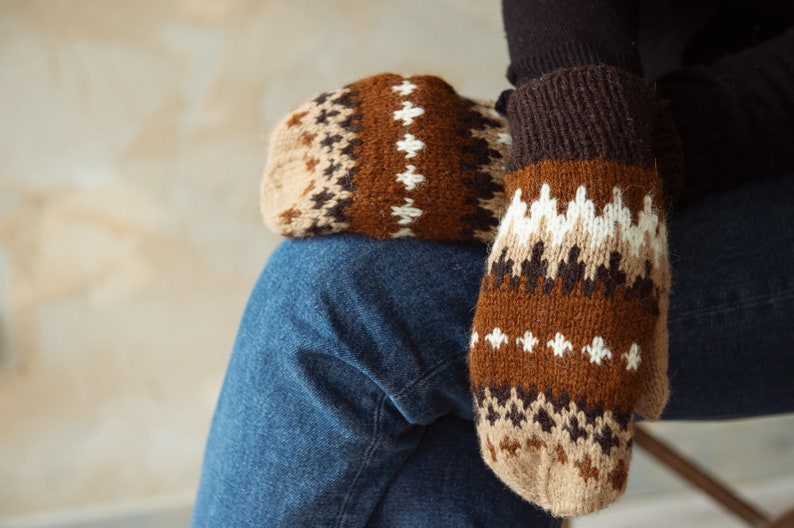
0;0;506;517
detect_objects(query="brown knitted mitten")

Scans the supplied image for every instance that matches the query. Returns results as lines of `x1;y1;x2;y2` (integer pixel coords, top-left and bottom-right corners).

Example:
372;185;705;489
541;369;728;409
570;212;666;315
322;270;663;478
261;73;510;242
468;65;681;517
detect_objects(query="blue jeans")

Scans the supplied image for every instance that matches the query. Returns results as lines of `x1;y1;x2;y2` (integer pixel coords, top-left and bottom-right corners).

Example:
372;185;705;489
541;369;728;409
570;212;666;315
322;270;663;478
191;174;794;527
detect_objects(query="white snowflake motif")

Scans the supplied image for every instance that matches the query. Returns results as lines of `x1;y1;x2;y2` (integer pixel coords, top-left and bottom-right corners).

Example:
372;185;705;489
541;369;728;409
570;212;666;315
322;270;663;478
390;197;423;225
391;79;417;96
485;328;509;350
515;331;539;353
622;343;642;371
582;336;613;365
469;331;480;348
396;133;424;159
393;101;425;126
396;165;425;191
547;332;573;358
497;132;512;146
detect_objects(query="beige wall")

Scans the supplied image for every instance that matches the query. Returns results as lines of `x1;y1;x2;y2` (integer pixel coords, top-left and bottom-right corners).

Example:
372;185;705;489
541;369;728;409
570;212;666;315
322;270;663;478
0;0;507;519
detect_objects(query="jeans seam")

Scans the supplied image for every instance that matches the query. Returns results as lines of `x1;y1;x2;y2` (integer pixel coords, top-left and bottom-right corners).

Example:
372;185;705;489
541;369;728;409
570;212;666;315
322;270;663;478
388;355;471;426
335;392;388;528
668;289;794;324
392;358;451;401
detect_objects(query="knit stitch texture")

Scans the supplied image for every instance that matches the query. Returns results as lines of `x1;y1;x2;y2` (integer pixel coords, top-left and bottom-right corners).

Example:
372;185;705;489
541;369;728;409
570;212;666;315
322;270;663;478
259;69;682;518
468;65;675;516
261;73;511;242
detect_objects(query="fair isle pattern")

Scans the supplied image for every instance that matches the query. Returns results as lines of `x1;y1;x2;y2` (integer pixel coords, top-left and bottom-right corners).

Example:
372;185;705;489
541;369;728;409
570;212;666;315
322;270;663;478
473;385;633;515
468;290;653;417
396;165;424;191
468;65;679;517
261;86;360;237
491;184;668;285
470;163;671;423
479;327;642;371
260;73;510;242
470;171;670;421
467;102;510;242
473;385;633;458
390;78;424;238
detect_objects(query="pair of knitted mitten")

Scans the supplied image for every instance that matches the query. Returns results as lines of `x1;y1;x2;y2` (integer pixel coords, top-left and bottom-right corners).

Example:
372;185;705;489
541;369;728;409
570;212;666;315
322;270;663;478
260;70;681;517
469;64;680;517
261;73;510;243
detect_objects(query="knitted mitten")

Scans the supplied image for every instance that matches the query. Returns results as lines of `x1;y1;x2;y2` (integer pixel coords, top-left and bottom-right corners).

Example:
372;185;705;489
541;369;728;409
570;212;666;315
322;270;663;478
468;65;680;517
261;73;511;242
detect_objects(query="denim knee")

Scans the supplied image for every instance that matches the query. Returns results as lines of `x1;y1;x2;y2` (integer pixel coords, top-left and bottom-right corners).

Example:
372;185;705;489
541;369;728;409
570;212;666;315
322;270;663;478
252;235;487;424
237;235;390;401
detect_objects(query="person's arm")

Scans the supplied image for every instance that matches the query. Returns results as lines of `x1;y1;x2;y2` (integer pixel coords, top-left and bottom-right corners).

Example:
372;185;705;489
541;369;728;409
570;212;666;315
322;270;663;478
503;0;642;83
503;0;794;204
658;27;794;203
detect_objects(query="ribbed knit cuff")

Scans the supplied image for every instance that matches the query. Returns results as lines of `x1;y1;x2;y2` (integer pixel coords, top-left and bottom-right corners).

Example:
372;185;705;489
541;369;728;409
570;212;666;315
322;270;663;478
505;65;658;174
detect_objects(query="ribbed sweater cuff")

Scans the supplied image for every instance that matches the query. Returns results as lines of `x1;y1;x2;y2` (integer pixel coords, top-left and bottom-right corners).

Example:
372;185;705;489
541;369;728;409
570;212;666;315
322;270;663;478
505;65;658;173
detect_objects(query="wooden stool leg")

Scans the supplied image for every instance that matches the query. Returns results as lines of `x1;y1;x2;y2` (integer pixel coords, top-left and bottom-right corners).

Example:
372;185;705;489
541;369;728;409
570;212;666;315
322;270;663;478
767;507;794;528
634;425;771;527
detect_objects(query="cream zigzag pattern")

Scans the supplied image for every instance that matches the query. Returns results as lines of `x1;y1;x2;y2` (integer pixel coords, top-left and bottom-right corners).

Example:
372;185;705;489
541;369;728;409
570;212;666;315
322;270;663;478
489;184;669;286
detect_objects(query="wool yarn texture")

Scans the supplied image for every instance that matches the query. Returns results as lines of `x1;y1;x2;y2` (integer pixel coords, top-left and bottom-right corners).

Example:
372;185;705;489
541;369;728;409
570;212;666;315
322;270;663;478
469;64;680;516
261;73;511;242
260;70;683;517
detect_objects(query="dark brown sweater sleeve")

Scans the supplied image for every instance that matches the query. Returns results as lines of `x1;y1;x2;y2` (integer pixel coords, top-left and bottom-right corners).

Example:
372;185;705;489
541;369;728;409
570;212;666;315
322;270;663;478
657;27;794;204
503;0;642;84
